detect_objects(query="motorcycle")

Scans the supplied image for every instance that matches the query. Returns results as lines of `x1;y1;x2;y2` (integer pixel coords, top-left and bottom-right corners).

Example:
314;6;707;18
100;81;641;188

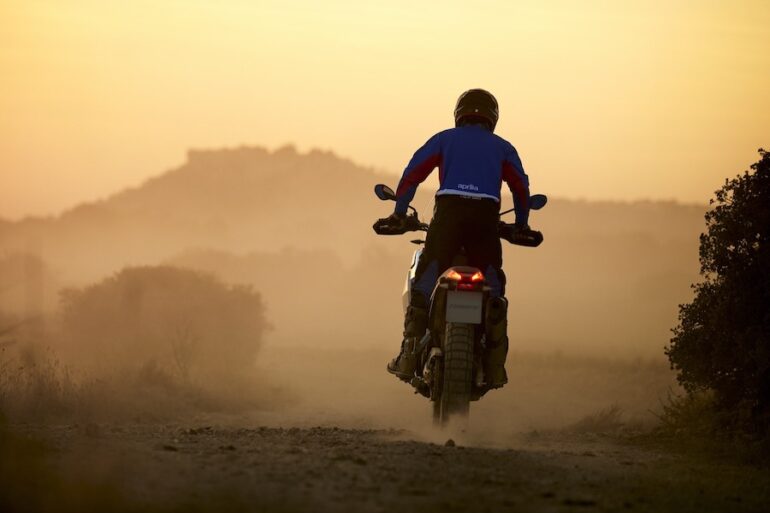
372;184;547;425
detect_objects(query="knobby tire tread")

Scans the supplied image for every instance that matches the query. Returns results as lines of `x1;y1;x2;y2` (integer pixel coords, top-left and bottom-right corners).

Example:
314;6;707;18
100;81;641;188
440;322;473;423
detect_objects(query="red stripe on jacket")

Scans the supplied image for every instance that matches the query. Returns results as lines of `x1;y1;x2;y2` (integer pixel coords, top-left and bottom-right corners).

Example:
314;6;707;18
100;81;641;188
396;153;442;197
502;161;528;208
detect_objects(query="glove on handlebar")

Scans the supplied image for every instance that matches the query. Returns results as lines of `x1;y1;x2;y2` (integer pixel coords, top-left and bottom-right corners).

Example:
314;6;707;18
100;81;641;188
373;213;422;235
498;222;544;247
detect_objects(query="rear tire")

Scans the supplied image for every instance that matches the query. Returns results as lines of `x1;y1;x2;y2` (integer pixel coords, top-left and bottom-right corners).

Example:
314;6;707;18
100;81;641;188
439;323;473;425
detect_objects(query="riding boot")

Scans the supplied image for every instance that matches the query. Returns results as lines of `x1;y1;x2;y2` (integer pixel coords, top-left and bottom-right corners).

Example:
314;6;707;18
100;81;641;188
483;297;509;388
387;300;428;381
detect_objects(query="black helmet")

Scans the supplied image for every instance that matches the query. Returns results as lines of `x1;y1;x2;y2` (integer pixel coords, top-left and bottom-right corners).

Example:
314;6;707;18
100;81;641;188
454;89;499;131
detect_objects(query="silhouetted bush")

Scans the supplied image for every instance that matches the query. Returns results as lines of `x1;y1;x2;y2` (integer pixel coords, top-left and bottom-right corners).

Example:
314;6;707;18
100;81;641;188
666;150;770;432
60;266;268;383
0;266;274;421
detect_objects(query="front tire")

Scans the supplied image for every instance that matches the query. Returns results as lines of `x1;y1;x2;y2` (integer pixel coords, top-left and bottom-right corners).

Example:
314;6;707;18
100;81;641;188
438;323;473;424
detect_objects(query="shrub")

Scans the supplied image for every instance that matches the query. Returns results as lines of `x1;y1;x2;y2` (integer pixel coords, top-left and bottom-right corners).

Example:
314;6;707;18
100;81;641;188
60;266;269;384
666;150;770;432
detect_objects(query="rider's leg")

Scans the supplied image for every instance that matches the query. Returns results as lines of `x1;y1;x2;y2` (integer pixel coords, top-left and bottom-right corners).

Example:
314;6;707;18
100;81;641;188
387;198;462;380
386;259;443;379
386;290;429;379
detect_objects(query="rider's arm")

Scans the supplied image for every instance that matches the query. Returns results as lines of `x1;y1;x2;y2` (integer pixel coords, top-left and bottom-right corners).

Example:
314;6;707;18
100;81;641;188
394;133;442;215
502;143;530;226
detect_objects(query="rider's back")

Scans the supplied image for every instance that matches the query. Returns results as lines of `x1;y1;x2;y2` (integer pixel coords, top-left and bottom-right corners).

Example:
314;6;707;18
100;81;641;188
435;125;517;202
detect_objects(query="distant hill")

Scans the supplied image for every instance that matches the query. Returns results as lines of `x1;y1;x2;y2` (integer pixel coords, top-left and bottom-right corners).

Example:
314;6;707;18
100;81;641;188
0;145;706;356
0;145;400;279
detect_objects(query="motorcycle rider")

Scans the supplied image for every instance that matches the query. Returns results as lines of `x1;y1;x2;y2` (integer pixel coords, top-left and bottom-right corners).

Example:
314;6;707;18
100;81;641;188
377;89;531;389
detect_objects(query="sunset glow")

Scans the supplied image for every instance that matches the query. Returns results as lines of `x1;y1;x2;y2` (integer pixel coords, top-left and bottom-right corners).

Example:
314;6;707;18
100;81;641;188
2;0;768;218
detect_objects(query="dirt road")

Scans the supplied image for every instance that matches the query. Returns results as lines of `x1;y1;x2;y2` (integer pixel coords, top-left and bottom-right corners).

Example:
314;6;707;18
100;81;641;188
6;420;770;513
3;346;769;512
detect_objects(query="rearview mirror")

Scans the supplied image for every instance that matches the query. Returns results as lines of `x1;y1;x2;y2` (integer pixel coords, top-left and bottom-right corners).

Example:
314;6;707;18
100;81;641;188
530;194;548;210
374;184;396;201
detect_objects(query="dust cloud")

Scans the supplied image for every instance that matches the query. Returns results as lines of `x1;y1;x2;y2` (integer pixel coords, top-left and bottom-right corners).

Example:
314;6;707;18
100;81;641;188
0;146;698;433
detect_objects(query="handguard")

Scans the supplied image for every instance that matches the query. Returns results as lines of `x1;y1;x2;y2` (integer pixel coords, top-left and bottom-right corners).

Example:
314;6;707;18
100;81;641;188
373;214;423;235
498;223;544;247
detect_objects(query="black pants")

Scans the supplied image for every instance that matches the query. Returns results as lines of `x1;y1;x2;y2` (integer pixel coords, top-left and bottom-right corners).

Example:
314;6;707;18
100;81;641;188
411;195;505;306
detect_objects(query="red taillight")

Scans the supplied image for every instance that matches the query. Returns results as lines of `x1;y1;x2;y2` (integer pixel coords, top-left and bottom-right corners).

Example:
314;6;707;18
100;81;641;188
446;269;484;284
447;270;463;281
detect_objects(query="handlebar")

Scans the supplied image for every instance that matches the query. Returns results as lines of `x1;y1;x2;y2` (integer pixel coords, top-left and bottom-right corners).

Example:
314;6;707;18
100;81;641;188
373;216;543;247
372;183;546;246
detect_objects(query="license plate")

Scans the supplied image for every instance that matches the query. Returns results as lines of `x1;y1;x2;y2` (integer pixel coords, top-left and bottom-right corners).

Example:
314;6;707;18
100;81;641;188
446;291;483;324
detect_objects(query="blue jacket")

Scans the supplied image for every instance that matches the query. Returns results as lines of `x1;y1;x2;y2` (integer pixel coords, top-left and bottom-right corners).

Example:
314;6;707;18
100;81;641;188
395;125;530;225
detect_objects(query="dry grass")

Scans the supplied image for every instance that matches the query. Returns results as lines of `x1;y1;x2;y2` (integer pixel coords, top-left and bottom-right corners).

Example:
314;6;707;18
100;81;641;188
617;390;770;467
654;390;720;437
0;341;288;424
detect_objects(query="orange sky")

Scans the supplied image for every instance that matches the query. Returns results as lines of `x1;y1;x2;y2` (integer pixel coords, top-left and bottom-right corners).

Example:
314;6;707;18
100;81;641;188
1;0;769;219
